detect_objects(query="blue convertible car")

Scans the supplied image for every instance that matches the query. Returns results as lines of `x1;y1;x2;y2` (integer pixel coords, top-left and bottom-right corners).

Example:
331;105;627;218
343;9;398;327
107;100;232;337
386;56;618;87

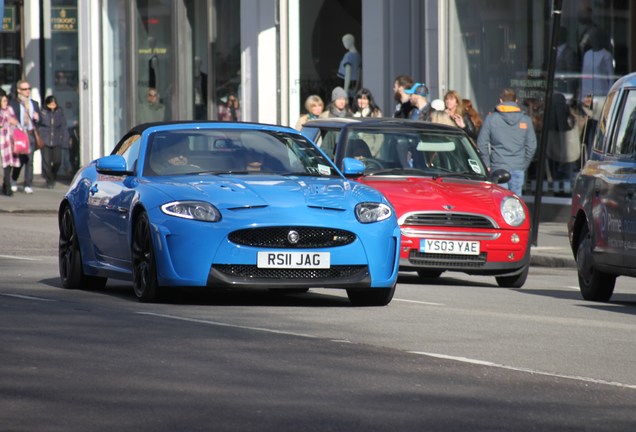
58;122;400;305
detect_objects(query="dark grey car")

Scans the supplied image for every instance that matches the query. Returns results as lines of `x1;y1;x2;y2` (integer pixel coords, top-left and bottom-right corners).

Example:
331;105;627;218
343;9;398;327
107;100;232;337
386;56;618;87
568;72;636;301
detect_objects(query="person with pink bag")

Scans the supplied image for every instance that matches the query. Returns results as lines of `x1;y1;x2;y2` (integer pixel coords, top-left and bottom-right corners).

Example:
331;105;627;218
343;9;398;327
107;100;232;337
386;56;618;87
0;93;20;197
9;80;41;194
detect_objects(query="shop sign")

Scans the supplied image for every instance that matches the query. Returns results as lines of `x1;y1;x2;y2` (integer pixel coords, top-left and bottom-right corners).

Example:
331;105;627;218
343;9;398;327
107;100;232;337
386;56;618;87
51;7;77;32
2;6;15;32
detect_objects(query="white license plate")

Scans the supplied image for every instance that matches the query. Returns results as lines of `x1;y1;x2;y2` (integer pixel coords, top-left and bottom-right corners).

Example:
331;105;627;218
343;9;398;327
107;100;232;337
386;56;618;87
257;251;330;268
420;239;480;255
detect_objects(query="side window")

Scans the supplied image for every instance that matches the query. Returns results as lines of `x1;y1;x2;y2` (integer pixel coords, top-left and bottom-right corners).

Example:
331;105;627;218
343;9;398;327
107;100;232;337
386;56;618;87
613;90;636;156
115;134;142;172
593;91;617;153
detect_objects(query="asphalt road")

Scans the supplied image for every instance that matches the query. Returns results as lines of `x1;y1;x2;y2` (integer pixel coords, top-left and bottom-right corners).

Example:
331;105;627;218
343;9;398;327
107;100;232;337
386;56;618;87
1;214;635;431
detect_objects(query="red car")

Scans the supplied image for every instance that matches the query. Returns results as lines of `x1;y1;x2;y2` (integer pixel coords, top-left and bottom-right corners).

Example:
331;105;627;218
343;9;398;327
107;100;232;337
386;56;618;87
301;118;531;287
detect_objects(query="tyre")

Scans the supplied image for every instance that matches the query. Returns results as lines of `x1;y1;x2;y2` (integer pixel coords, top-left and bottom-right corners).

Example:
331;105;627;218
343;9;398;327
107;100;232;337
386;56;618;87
58;205;107;290
576;226;616;301
346;284;396;306
132;212;162;302
416;269;443;280
496;264;529;288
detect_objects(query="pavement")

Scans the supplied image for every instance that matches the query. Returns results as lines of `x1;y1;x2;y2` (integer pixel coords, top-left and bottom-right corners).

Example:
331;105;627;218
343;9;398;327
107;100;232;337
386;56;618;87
0;177;576;269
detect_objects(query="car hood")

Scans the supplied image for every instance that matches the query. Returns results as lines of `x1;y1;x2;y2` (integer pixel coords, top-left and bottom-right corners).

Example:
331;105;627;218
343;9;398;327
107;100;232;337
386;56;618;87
146;174;377;210
359;176;509;217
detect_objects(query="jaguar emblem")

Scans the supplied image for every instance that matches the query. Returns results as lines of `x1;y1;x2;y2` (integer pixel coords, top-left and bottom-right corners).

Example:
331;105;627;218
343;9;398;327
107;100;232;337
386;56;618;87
287;230;300;244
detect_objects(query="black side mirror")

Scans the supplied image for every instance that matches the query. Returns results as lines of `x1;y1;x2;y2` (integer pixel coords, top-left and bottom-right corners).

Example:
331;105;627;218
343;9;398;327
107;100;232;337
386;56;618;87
489;169;511;184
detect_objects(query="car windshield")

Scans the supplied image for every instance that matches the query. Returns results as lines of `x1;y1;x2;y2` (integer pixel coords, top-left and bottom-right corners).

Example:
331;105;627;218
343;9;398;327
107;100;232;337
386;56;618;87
144;129;339;177
341;128;487;179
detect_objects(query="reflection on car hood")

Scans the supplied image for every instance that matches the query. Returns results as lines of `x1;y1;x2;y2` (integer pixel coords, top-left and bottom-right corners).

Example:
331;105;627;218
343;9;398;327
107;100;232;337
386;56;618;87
148;175;370;210
360;176;506;216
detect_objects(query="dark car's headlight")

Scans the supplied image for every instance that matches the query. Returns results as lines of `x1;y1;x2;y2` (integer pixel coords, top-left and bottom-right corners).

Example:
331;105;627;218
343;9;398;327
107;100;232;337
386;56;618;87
500;196;525;227
161;201;221;222
355;202;392;223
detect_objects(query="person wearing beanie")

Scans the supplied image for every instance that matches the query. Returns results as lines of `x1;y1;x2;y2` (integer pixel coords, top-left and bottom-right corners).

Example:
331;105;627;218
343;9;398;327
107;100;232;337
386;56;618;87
320;86;352;118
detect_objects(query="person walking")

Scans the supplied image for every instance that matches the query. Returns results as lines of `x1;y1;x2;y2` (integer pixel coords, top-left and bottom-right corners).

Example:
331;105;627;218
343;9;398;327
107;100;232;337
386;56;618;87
9;80;41;194
477;88;537;196
392;75;414;119
405;82;432;122
39;95;70;189
320;86;352;118
352;88;382;118
295;95;324;129
444;90;477;140
0;93;20;196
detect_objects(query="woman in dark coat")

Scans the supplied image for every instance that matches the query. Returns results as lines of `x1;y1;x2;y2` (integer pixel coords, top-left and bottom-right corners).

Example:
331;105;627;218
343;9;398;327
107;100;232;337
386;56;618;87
39;95;69;188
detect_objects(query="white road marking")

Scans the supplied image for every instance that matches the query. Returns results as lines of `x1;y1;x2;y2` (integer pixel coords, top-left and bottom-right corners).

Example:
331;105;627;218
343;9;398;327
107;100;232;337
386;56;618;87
394;298;444;306
0;255;39;261
410;351;636;390
136;311;318;339
1;293;56;302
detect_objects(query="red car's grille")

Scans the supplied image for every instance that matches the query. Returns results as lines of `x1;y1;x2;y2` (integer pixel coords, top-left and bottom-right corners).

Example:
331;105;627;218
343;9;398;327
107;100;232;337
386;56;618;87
408;250;487;268
228;227;356;248
403;213;494;229
213;264;368;279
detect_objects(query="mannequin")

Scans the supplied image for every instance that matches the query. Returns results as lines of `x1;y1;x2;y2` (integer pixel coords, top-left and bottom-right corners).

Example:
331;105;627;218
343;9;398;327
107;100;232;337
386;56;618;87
337;34;361;98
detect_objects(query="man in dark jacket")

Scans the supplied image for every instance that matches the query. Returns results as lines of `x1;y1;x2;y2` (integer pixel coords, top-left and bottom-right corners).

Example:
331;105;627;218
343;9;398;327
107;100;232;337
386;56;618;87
405;82;432;122
9;80;41;194
392;75;414;119
477;88;537;196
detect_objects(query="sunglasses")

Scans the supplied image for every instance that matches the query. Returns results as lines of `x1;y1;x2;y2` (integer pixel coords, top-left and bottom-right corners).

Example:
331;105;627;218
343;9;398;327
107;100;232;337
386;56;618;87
20;87;31;91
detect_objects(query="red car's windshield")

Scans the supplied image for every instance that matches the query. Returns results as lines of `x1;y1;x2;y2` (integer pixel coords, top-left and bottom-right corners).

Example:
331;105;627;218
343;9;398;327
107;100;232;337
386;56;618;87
341;129;487;178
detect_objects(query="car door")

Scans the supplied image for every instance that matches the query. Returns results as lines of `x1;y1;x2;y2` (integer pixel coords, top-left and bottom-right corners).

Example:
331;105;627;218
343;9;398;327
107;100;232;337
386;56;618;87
87;135;141;269
610;88;636;267
588;90;625;268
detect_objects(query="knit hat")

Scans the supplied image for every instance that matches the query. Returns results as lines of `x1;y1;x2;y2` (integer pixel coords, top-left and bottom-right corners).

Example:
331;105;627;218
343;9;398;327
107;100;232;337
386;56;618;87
331;86;347;101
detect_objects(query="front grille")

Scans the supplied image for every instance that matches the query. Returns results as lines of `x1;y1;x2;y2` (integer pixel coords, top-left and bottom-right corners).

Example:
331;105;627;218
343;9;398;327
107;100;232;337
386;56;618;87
228;227;356;248
403;213;494;229
408;250;487;268
214;264;367;280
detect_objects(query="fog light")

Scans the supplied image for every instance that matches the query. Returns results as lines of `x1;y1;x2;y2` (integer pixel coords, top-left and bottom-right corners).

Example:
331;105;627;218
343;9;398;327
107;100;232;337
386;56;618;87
510;233;520;244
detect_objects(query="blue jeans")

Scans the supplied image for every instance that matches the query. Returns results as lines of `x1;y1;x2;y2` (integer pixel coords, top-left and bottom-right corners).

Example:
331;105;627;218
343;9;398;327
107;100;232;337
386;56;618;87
500;169;525;197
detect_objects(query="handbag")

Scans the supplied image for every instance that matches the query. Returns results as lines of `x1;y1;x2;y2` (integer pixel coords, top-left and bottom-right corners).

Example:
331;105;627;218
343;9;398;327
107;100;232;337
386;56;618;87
13;128;30;154
32;126;45;149
24;109;45;150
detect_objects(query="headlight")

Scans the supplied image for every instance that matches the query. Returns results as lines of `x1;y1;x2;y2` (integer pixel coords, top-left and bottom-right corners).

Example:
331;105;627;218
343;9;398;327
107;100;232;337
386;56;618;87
500;196;526;227
355;202;392;223
161;201;221;222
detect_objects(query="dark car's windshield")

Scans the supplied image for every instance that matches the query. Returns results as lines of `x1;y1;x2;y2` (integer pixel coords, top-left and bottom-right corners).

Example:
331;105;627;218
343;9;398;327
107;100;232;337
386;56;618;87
340;129;487;179
144;129;339;177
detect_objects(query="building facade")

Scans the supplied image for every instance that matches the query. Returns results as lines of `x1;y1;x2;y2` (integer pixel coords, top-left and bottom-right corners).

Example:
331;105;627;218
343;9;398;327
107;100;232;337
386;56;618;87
4;0;634;193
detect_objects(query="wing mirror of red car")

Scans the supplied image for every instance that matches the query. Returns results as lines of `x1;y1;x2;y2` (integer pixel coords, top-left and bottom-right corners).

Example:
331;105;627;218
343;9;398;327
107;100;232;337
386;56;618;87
489;168;511;184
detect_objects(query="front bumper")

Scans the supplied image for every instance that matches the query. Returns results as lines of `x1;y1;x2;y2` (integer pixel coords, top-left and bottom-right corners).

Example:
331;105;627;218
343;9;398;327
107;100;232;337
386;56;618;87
398;228;531;276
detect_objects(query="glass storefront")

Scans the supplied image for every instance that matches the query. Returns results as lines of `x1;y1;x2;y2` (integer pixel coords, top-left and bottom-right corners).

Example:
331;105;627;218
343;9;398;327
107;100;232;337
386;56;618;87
447;0;631;196
0;0;22;96
298;0;361;115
